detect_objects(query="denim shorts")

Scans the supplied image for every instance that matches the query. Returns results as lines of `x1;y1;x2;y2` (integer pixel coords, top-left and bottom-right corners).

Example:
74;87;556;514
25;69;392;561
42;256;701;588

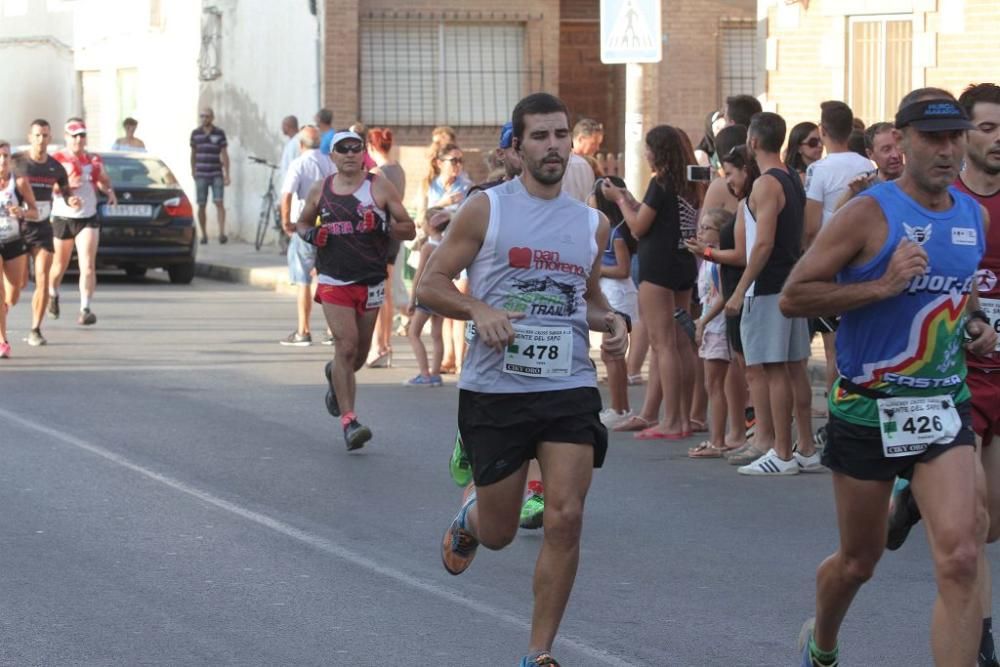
287;234;316;284
194;175;224;205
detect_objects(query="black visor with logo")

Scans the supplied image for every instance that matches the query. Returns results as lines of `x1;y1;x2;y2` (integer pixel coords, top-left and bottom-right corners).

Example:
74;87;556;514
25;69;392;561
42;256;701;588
894;99;976;132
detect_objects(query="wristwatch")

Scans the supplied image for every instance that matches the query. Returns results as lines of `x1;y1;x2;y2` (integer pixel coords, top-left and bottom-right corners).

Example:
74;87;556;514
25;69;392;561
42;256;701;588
612;310;632;334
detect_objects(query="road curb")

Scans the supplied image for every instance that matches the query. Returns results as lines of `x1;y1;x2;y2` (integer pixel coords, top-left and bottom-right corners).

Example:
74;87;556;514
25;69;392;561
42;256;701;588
195;260;297;295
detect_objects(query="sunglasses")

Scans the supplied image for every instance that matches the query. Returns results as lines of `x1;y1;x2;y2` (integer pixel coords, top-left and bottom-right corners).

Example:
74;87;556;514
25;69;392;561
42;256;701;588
801;137;822;148
334;143;365;154
439;157;463;164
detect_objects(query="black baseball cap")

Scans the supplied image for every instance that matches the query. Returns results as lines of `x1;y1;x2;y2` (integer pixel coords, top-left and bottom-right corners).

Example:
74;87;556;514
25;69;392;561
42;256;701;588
894;99;976;132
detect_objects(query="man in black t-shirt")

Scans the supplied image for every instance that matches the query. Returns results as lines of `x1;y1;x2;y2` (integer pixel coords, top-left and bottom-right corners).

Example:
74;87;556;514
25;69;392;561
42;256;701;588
12;119;80;346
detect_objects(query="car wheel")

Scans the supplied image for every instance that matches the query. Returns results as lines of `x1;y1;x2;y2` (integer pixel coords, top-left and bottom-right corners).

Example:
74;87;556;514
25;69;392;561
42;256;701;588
167;262;195;284
124;265;147;279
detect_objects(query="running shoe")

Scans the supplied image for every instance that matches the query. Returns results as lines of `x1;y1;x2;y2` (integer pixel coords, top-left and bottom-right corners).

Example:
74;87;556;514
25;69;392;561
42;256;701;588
887;477;921;551
48;294;59;319
794;450;826;473
738;448;799;476
441;491;479;575
519;653;561;666
324;361;340;417
343;418;371;451
599;408;630;428
798;617;838;666
429;374;443;387
813;424;828;450
403;374;435;387
279;331;312;346
25;329;46;347
78;308;97;326
519;489;545;530
367;350;391;368
0;341;10;358
449;433;472;487
219;234;228;244
321;334;334;346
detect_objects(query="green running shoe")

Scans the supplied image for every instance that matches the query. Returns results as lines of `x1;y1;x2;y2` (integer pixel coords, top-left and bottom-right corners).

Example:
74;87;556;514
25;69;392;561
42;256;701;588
449;432;472;487
519;491;545;530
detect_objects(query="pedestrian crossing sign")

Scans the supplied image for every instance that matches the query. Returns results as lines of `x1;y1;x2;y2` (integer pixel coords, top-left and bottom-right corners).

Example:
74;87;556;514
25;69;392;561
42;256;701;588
600;0;662;64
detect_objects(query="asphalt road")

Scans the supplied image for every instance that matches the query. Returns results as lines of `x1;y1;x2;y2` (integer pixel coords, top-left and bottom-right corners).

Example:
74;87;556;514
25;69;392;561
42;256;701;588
0;273;991;666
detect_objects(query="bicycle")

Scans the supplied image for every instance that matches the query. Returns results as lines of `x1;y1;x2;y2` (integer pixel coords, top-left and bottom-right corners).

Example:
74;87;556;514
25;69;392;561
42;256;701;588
250;156;286;253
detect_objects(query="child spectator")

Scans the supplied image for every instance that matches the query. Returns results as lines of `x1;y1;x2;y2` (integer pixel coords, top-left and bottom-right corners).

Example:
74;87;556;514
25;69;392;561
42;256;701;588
404;208;449;387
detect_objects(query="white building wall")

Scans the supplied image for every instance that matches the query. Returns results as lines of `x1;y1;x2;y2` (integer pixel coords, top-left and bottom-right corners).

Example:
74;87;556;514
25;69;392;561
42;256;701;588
72;0;201;205
197;0;322;242
0;0;75;144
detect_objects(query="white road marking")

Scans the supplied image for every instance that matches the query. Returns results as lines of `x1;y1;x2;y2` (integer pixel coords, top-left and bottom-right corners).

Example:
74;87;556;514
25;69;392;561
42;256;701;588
1;407;636;667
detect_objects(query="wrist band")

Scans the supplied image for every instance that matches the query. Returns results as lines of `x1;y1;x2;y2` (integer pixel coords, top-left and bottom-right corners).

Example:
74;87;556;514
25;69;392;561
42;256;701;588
703;246;713;261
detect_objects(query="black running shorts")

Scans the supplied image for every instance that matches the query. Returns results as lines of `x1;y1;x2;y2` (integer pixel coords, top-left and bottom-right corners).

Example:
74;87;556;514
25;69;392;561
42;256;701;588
52;215;100;240
457;386;608;487
0;239;27;261
22;219;55;253
821;401;975;481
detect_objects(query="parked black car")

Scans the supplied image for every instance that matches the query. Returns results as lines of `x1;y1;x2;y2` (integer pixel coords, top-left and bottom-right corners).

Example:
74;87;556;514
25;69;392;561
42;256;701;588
96;152;196;284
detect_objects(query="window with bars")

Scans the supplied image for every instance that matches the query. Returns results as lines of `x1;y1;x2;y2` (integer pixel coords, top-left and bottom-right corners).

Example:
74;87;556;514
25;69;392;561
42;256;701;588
719;19;756;101
848;16;912;125
360;14;538;126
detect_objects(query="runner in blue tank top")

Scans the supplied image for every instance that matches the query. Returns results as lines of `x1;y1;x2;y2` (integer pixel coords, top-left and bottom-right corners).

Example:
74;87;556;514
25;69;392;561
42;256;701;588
416;94;628;667
782;89;996;667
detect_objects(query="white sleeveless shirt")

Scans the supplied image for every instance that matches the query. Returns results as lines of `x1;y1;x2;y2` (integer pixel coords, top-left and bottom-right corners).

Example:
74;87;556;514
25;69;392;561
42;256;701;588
459;177;599;393
0;173;22;244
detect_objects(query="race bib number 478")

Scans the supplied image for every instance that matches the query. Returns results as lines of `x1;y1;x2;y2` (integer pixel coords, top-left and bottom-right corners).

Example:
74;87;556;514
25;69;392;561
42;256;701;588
503;325;573;377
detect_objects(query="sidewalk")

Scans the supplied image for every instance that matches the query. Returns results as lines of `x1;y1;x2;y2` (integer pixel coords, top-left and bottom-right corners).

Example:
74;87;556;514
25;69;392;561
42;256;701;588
195;239;830;387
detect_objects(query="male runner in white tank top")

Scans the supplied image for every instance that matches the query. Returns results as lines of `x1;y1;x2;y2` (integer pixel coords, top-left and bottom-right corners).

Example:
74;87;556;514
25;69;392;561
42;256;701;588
417;93;629;667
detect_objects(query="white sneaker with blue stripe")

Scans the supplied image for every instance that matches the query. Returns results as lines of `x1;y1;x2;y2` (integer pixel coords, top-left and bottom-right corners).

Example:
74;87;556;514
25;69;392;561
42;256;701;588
738;448;799;476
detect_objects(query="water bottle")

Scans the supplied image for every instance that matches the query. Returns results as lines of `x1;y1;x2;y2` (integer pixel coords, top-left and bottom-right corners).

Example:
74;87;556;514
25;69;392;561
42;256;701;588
674;308;696;344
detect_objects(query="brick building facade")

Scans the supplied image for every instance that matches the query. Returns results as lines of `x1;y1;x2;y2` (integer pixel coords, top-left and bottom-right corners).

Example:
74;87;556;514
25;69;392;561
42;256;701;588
762;0;1000;132
322;0;756;209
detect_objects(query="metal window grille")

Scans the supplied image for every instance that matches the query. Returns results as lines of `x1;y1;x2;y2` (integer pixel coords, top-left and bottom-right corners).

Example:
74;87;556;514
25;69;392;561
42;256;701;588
848;16;912;124
199;6;222;81
360;11;543;126
719;19;756;102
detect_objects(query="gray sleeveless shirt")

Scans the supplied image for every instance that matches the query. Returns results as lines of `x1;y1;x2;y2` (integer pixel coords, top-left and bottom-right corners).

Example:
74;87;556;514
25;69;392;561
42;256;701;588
458;177;599;393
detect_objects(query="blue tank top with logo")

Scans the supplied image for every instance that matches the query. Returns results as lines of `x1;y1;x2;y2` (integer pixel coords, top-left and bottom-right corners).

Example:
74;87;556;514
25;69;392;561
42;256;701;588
831;181;984;427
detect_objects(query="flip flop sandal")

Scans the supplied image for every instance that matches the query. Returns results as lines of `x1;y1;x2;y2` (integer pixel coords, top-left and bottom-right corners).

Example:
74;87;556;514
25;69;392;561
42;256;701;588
727;445;767;466
634;427;688;441
612;415;654;432
688;441;723;458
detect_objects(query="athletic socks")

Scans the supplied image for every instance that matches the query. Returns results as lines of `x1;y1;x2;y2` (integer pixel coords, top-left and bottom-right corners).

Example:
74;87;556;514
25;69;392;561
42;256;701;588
340;412;356;427
808;637;838;667
980;617;998;667
81;295;91;311
48;288;57;298
525;480;543;499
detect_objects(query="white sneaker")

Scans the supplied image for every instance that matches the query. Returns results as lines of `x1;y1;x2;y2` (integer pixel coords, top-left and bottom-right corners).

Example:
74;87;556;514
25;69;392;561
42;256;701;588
738;448;799;476
599;408;630;428
794;450;826;473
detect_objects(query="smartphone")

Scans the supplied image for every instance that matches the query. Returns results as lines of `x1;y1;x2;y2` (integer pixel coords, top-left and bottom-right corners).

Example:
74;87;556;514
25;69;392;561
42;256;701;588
686;165;713;182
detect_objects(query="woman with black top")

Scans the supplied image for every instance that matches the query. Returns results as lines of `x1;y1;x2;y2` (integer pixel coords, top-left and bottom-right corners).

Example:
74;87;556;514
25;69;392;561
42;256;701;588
601;125;704;439
687;145;775;464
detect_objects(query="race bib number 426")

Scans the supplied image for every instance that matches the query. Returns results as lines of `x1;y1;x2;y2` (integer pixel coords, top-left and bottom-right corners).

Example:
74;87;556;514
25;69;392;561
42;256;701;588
503;325;573;377
877;395;962;458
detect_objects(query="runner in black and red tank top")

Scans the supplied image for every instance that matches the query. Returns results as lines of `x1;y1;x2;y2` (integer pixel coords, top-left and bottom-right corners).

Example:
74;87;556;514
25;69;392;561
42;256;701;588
296;130;415;451
11;119;80;346
955;83;1000;667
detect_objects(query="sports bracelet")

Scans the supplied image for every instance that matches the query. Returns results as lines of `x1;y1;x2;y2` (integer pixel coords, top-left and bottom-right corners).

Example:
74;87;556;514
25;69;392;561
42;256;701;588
703;246;713;261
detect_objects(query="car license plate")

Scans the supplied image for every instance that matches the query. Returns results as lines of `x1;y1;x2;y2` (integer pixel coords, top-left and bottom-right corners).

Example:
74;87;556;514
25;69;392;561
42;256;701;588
102;204;152;218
